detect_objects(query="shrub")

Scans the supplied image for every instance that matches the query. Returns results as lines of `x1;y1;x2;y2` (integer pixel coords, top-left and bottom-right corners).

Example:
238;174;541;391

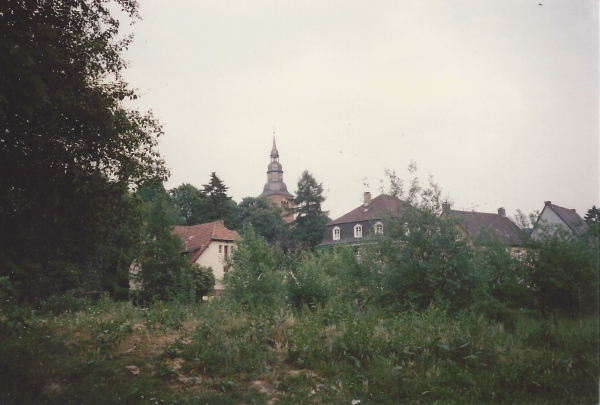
223;225;285;308
187;264;216;299
286;253;333;309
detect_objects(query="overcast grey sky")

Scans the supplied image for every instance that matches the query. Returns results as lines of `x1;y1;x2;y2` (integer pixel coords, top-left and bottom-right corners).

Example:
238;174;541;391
120;0;598;221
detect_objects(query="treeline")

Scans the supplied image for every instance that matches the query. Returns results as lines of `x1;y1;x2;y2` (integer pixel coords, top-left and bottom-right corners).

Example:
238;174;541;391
0;0;330;308
222;174;599;322
129;171;329;304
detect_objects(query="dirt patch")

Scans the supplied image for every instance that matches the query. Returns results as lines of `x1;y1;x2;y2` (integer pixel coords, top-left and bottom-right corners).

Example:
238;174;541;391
251;380;275;394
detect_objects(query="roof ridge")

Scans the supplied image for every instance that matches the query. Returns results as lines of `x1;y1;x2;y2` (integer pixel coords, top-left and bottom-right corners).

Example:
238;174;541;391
549;205;577;233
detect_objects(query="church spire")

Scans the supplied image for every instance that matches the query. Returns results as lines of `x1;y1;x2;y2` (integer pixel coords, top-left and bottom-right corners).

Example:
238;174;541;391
271;136;279;161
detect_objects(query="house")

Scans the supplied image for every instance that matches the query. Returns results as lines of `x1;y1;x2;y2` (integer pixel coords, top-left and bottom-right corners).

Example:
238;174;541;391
441;203;525;257
173;220;241;293
319;192;403;247
258;136;294;223
531;201;588;239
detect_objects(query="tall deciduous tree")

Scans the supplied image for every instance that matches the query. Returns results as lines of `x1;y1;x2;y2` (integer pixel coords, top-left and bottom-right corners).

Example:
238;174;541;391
170;183;206;226
237;197;288;243
288;171;330;250
0;0;167;301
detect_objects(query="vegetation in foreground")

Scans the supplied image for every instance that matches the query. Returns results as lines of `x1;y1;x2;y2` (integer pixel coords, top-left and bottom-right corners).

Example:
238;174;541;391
1;297;597;405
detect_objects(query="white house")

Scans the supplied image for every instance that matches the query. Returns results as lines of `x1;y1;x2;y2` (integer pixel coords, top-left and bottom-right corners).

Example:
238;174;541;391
531;201;588;239
173;220;240;293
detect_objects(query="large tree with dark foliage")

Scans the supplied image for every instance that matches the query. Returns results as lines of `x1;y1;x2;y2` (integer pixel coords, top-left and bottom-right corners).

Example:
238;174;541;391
288;171;330;250
201;172;237;228
237;197;288;243
0;0;166;302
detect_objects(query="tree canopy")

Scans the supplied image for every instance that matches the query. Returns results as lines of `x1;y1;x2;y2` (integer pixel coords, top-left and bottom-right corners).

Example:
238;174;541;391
288;171;330;250
0;0;166;301
237;197;289;243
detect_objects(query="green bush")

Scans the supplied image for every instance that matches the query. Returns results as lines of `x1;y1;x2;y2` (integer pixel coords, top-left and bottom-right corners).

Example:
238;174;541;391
39;292;90;316
286;253;333;309
223;225;285;308
187;264;216;299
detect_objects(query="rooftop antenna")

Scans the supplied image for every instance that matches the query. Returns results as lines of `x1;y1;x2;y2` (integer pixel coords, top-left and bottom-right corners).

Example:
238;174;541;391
356;177;370;202
469;203;479;212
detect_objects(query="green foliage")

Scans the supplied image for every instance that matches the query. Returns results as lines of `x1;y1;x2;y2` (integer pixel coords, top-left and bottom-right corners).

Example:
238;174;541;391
39;293;91;317
135;194;188;303
237;197;289;242
289;171;330;250
0;0;166;304
584;204;599;223
286;253;334;309
169;183;206;225
524;226;598;319
223;225;285;308
201;172;238;228
186;264;216;299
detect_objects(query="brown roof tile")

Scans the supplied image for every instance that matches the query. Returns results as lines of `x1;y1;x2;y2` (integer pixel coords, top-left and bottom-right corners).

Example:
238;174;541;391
446;210;524;246
327;194;404;225
173;221;240;264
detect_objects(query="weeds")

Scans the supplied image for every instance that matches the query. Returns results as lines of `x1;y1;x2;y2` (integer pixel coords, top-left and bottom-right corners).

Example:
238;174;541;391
0;297;596;404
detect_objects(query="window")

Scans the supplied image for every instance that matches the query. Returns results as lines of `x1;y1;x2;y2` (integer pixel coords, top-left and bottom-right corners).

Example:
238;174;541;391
374;222;383;234
333;226;341;240
514;250;523;262
219;245;222;253
354;224;363;238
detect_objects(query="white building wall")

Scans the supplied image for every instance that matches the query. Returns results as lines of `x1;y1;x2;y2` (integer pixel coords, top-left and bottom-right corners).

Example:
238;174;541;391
532;206;570;239
194;241;235;290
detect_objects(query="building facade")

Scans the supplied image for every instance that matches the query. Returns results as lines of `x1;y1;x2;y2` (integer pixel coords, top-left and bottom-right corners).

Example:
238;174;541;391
531;201;588;239
319;192;403;247
173;220;240;292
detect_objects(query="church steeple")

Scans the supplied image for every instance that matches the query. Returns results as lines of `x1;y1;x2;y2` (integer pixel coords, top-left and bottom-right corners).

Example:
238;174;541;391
258;135;294;222
271;136;279;162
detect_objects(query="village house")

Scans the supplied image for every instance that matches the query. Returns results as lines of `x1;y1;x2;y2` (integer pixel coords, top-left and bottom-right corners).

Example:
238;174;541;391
173;220;240;293
530;201;588;239
319;192;403;247
441;203;525;258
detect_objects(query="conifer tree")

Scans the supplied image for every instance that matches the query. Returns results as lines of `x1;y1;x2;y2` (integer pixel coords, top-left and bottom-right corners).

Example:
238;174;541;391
288;171;330;250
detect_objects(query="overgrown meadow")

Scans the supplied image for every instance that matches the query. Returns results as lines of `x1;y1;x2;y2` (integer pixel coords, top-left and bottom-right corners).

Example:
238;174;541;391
1;221;598;404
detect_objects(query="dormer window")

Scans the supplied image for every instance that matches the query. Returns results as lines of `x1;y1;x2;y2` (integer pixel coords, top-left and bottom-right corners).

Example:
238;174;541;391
374;222;383;234
354;224;363;238
333;226;341;241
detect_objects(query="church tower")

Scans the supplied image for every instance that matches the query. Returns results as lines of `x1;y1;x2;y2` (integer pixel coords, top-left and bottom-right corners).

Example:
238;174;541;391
258;136;294;223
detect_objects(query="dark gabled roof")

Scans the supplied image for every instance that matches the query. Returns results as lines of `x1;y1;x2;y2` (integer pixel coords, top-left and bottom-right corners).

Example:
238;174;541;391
327;194;403;226
173;221;240;264
446;210;524;246
546;203;589;236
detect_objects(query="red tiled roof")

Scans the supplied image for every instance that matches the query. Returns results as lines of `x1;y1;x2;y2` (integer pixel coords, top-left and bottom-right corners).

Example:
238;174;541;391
173;221;240;264
447;210;524;246
327;194;404;225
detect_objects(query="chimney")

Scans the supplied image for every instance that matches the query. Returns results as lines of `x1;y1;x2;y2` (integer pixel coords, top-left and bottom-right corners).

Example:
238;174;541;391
571;209;576;212
364;192;371;207
216;219;224;226
498;207;506;217
442;202;451;215
544;201;552;206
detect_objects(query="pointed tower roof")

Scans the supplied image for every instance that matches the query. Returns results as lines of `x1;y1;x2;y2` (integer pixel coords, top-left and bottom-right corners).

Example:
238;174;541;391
259;135;293;198
271;136;279;158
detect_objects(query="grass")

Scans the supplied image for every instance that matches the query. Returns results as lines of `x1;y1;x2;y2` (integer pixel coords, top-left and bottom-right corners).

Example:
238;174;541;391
1;297;597;404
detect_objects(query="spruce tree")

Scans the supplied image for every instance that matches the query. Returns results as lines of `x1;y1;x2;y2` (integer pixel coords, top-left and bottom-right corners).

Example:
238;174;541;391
289;171;330;250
